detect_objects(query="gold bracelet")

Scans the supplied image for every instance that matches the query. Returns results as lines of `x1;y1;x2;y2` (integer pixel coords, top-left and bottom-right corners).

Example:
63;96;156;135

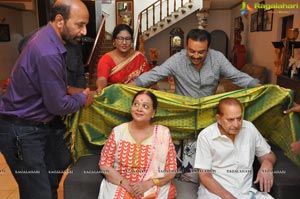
152;178;160;186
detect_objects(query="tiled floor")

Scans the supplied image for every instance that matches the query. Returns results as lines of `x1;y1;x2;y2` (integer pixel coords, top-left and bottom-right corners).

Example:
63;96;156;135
0;152;65;199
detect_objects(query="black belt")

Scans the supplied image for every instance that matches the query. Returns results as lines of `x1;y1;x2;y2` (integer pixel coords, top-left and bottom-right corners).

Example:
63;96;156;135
0;114;50;127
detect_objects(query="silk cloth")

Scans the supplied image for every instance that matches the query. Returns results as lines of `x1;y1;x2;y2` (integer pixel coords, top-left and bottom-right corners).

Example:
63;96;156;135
66;84;300;166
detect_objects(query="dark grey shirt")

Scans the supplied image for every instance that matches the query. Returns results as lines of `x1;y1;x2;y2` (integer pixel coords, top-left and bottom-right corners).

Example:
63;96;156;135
135;49;259;98
65;43;86;88
18;28;86;89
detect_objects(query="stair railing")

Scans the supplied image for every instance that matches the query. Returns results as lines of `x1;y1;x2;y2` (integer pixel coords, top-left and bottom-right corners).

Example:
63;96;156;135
84;14;107;88
134;0;193;49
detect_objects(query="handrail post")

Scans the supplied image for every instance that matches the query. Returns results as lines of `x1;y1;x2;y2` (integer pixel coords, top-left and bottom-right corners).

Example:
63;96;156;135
167;0;169;16
160;0;162;21
146;10;149;30
152;4;155;26
133;15;141;50
174;0;176;12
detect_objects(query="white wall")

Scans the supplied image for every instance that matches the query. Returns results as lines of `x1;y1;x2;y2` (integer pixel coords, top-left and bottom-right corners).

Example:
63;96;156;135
206;10;232;43
205;10;232;56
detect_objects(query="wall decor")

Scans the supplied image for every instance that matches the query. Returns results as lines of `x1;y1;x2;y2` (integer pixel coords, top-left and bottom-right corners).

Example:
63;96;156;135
257;0;265;31
234;17;240;30
0;24;10;42
263;9;274;31
250;12;258;32
116;0;134;30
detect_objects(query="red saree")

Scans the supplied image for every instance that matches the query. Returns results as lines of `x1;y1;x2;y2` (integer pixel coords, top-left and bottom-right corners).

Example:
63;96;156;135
97;51;151;85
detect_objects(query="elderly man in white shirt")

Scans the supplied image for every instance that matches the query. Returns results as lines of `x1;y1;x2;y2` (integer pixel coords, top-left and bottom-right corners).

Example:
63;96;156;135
194;98;276;199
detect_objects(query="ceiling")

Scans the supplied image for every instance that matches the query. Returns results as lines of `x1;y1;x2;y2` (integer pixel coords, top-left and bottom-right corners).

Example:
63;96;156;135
205;0;242;10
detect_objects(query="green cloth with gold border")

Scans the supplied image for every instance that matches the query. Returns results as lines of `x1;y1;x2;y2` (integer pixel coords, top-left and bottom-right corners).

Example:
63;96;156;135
66;84;300;167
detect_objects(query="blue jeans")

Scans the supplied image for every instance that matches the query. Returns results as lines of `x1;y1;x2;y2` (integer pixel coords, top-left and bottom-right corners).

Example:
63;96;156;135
0;117;71;199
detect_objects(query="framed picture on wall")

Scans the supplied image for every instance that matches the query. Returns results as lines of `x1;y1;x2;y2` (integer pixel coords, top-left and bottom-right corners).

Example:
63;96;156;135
250;12;258;32
257;0;265;31
263;9;274;31
116;0;134;30
0;24;10;42
234;17;240;30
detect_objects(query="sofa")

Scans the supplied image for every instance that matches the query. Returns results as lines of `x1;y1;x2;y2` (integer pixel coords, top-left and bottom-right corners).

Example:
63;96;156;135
216;63;268;93
64;64;300;199
64;143;300;199
64;153;199;199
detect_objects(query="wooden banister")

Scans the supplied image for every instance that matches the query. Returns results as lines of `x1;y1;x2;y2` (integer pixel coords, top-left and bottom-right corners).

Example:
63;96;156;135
84;14;106;67
84;14;107;87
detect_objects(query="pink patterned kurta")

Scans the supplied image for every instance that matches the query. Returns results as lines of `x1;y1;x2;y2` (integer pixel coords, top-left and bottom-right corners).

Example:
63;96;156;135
99;123;177;199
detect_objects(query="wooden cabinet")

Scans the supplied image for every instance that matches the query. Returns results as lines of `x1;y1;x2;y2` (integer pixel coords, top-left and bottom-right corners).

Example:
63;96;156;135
277;74;300;103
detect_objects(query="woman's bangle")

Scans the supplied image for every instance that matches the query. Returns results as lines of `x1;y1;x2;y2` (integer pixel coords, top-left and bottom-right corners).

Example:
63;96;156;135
152;178;160;186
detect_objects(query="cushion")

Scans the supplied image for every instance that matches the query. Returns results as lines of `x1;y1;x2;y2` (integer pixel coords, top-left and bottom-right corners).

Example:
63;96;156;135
64;155;103;199
174;178;198;199
220;64;268;92
269;144;300;199
242;64;268;84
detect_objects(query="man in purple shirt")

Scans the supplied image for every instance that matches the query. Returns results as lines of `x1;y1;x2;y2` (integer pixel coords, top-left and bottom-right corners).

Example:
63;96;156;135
0;0;91;199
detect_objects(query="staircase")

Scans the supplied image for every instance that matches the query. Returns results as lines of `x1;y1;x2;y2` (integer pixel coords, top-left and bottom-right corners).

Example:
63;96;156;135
135;0;202;44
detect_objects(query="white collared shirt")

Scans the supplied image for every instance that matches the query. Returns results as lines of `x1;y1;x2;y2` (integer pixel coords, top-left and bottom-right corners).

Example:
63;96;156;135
194;120;271;198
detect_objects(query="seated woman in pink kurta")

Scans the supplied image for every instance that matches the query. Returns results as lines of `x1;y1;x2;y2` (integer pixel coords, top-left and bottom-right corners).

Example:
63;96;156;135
96;24;150;94
98;90;177;199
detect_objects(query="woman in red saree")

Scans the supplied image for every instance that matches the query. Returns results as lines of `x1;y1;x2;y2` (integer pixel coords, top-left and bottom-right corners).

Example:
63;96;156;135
98;90;177;199
96;24;151;94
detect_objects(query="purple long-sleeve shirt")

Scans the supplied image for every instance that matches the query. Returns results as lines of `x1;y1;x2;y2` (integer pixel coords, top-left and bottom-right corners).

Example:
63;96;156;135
0;24;86;122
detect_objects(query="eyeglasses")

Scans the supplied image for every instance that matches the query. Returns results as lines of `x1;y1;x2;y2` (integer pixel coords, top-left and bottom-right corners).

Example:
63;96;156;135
116;37;132;43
